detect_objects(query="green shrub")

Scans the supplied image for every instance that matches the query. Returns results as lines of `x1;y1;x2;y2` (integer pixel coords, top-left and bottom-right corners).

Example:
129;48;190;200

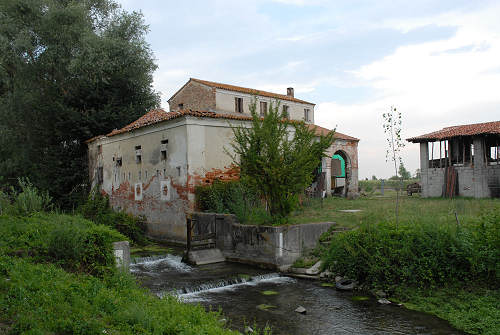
323;212;500;292
0;213;125;276
0;190;10;215
196;180;273;224
2;178;53;216
79;189;148;245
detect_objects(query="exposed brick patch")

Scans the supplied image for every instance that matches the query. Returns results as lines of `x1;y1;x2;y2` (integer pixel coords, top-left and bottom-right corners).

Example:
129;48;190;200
169;80;216;112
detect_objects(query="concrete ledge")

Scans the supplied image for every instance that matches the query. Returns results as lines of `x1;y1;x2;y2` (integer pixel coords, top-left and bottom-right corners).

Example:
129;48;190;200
185;248;225;265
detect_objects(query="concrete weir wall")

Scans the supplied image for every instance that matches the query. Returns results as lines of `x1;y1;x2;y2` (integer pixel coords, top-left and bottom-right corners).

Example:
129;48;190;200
193;213;334;269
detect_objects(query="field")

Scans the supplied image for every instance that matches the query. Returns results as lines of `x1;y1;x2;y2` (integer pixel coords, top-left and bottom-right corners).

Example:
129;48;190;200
291;191;500;227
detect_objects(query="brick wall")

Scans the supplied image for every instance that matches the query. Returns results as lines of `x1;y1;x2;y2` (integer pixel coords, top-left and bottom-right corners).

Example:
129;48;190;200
169;81;216;111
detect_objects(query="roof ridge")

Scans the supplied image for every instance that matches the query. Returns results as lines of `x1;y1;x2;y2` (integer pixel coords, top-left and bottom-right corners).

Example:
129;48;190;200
189;78;315;105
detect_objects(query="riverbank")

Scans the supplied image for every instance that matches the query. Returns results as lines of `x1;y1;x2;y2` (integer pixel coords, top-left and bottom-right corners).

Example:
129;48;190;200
0;213;246;334
308;196;500;335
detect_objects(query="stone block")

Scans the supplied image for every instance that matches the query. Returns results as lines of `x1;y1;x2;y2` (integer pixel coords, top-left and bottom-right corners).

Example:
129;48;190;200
112;241;130;271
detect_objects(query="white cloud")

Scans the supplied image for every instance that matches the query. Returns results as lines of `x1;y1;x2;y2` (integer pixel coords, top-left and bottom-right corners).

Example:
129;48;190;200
316;4;500;179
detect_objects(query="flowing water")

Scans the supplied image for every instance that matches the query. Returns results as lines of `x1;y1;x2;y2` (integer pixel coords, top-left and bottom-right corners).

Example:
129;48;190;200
131;253;465;335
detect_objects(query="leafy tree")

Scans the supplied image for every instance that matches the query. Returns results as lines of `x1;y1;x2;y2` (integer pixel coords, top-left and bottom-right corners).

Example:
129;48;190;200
371;175;377;180
0;0;160;207
398;163;411;180
229;100;335;222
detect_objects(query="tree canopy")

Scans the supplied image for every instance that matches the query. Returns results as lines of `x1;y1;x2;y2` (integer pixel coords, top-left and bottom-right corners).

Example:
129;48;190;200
0;0;160;207
229;100;335;221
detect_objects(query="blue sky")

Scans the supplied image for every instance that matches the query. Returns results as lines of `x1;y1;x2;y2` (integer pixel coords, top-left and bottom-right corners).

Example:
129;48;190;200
118;0;500;179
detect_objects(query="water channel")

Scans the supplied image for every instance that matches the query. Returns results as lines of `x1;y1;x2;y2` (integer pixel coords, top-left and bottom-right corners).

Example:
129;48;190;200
131;253;465;335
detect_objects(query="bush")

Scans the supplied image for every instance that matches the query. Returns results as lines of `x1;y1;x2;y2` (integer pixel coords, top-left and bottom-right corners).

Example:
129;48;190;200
79;189;148;245
196;180;272;225
323;212;500;292
0;213;126;276
0;178;53;216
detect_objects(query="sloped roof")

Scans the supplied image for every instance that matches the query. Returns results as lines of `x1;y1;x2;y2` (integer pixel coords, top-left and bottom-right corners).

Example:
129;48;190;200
407;121;500;143
307;124;359;142
85;108;358;144
106;108;254;137
170;78;315;106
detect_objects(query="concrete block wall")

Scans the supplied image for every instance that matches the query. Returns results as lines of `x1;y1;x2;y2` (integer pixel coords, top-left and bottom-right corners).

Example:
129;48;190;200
195;213;334;269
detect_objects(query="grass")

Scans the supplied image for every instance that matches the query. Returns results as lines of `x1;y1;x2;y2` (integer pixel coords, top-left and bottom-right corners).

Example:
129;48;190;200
398;286;500;335
291;192;499;227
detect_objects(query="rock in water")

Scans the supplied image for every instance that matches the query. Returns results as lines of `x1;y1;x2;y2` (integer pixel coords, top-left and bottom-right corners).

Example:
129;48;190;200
378;298;391;304
295;306;307;314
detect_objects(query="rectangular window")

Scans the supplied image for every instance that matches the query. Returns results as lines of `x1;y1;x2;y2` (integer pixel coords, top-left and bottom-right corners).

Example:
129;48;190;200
304;109;310;122
178;103;184;110
260;101;267;117
116;157;122;167
235;97;243;113
135;145;142;164
161;139;168;161
282;105;289;119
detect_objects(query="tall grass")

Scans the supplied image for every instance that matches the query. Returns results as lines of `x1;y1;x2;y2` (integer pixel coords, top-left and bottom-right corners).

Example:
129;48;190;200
0;178;52;216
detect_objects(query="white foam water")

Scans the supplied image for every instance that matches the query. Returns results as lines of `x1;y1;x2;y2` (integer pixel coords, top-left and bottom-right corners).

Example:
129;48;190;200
163;273;296;302
130;254;192;273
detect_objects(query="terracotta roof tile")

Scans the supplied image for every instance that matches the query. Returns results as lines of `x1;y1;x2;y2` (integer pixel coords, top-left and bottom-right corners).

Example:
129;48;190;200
407;121;500;142
189;78;315;105
90;108;359;143
307;124;360;141
106;108;254;137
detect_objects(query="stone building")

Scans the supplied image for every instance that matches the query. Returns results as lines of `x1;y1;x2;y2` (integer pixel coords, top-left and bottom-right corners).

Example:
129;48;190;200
87;78;359;243
407;121;500;198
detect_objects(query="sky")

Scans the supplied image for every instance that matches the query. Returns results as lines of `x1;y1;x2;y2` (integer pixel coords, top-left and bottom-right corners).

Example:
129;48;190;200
117;0;500;179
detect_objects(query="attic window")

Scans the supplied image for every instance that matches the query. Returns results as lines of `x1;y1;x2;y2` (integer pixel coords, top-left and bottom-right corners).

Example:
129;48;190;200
135;145;142;163
260;101;267;117
178;103;184;110
235;97;243;113
161;139;168;161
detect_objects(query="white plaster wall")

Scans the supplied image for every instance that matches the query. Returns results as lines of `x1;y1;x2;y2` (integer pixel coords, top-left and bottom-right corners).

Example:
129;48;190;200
89;118;190;242
215;89;314;123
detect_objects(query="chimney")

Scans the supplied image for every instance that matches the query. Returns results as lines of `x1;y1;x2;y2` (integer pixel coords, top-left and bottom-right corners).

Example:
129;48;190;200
287;87;294;98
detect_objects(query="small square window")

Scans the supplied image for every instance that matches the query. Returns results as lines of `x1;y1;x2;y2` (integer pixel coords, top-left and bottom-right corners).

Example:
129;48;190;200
178;103;184;110
235;97;243;113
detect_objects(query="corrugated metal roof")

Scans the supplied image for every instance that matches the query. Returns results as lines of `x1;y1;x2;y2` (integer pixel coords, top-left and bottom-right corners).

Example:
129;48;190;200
407;121;500;143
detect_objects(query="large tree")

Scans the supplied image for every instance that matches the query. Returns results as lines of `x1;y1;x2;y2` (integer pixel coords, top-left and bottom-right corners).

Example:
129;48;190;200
230;101;335;221
0;0;160;207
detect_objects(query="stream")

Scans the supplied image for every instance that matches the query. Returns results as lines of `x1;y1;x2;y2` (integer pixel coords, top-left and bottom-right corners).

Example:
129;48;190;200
130;253;465;335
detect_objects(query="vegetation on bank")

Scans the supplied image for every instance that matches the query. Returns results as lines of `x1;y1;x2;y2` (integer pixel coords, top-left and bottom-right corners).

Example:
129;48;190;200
318;195;500;335
0;182;256;334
